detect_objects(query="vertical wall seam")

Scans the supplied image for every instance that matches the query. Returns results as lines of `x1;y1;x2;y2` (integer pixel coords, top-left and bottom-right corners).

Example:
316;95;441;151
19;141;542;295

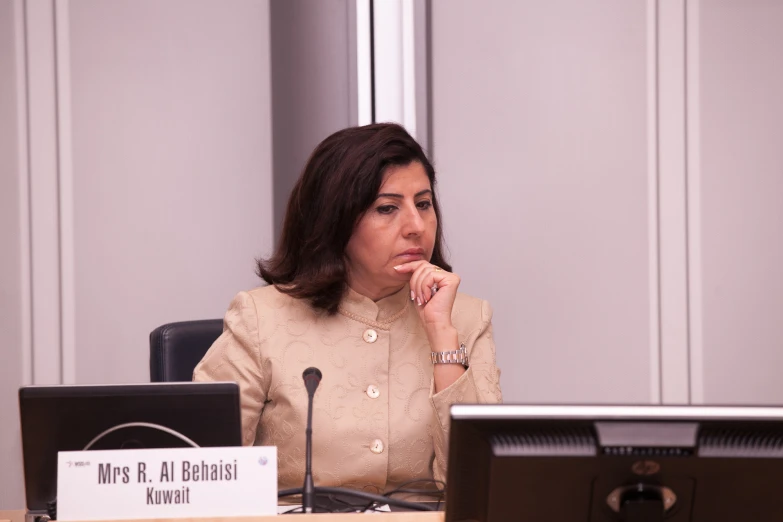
22;0;36;384
655;0;664;405
52;0;64;384
683;0;693;404
369;0;376;123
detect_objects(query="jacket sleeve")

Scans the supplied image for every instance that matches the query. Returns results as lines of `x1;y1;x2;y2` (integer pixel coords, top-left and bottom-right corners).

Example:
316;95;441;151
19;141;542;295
428;299;503;482
193;291;268;446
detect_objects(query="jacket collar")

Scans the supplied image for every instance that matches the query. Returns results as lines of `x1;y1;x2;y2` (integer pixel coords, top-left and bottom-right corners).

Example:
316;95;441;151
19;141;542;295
338;284;411;329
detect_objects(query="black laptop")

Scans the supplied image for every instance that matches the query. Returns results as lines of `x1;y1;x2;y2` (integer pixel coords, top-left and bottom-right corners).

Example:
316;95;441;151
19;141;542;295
19;382;241;516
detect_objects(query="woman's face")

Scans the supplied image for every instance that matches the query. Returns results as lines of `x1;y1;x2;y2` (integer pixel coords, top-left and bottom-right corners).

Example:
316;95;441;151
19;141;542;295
345;161;437;300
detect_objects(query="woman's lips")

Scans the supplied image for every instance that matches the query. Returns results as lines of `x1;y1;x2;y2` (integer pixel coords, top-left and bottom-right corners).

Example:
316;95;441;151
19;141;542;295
396;248;424;263
396;253;425;261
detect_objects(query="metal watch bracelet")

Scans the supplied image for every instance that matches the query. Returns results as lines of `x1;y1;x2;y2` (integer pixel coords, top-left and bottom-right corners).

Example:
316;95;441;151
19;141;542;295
430;342;469;366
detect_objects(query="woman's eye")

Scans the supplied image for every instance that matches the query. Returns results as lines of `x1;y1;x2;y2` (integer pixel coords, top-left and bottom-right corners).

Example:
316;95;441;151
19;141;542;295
417;200;432;210
377;205;397;215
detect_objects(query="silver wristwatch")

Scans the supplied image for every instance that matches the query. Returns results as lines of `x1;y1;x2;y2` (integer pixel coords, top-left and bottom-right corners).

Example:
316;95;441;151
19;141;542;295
431;342;469;366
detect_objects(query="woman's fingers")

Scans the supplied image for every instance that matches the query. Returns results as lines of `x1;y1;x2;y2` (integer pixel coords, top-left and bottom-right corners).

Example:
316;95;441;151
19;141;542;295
414;265;444;305
424;266;442;302
393;260;426;273
410;264;425;305
394;261;427;303
394;261;452;306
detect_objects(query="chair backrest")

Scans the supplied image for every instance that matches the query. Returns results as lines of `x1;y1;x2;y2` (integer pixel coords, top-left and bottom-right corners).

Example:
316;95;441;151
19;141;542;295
149;319;224;382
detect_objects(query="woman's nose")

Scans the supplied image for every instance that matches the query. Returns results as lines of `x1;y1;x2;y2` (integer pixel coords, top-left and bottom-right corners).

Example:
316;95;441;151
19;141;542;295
402;206;425;235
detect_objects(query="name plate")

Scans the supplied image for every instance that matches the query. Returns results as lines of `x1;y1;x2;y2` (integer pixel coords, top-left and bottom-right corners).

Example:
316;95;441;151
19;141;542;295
57;446;277;521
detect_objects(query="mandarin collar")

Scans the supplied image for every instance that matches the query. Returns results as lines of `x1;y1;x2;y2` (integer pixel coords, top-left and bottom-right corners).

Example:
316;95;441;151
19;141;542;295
338;284;411;329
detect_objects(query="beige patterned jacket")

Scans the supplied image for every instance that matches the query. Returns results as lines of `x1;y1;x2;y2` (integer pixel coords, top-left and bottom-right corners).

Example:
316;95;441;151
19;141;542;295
193;283;502;492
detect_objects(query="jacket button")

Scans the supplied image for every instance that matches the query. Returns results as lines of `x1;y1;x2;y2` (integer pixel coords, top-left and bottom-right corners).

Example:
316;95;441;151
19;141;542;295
362;329;378;343
366;384;380;399
370;439;384;454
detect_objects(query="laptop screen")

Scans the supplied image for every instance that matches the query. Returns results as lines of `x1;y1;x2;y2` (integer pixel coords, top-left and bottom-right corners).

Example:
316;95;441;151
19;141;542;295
19;382;241;513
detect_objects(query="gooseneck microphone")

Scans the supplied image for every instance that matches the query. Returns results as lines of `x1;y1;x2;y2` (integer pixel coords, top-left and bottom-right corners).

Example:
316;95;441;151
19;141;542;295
301;367;322;514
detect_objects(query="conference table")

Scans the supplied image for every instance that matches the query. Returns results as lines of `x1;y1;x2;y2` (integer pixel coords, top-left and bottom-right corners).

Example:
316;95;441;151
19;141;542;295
0;511;23;522
0;511;444;522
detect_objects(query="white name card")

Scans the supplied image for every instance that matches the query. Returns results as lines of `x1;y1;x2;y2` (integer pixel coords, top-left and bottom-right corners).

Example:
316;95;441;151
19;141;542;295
57;446;277;521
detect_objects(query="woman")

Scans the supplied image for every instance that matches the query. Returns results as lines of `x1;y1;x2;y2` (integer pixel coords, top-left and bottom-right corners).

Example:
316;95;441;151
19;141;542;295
193;123;502;493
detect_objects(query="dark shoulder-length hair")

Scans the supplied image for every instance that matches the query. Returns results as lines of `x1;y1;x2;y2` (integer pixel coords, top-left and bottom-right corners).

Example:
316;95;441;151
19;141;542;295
257;122;452;314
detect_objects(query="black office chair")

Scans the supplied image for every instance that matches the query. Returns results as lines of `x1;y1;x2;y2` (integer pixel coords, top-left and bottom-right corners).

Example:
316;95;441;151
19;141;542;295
149;319;224;382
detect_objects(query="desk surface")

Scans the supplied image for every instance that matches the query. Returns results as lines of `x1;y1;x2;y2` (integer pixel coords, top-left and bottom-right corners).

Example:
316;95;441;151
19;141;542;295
0;510;24;522
0;511;443;522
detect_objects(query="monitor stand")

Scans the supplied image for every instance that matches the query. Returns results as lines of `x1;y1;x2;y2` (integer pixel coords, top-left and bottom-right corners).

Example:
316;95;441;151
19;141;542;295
621;499;664;522
618;484;666;522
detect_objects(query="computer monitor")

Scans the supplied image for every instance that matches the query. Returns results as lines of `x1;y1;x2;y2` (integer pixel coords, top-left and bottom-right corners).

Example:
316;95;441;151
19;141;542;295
445;404;783;522
19;382;241;514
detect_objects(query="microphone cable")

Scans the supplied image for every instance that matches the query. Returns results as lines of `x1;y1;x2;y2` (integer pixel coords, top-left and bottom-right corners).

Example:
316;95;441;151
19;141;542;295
277;485;438;513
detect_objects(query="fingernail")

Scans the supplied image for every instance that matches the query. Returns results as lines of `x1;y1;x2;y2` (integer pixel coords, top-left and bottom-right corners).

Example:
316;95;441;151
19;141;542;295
410;290;415;301
417;297;422;306
394;265;402;270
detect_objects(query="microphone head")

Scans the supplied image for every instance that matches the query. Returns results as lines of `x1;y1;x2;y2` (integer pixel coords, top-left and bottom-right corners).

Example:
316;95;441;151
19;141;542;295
303;367;322;397
302;367;322;381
